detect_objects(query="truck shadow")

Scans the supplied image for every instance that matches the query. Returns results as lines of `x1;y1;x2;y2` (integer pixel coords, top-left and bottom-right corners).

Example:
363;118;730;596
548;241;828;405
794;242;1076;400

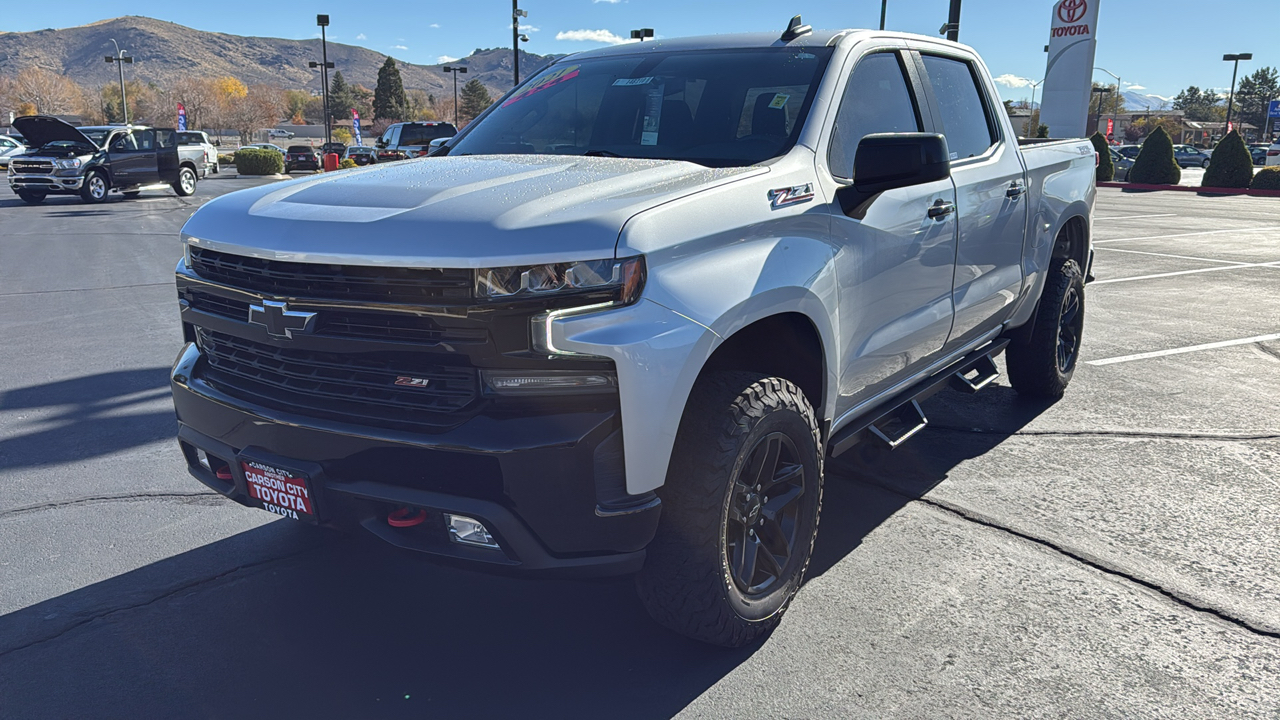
0;385;1053;718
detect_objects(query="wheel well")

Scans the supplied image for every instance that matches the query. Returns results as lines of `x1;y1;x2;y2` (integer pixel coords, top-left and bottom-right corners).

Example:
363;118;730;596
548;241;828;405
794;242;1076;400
179;161;197;172
1053;215;1089;269
700;313;825;415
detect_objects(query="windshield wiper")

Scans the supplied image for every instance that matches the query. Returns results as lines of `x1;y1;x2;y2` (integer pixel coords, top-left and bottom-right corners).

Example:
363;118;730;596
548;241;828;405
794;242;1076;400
582;150;622;158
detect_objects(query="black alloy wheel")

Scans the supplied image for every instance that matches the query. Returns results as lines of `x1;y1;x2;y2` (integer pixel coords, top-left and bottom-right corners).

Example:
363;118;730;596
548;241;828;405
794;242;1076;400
725;433;811;597
1005;257;1085;399
1056;284;1083;373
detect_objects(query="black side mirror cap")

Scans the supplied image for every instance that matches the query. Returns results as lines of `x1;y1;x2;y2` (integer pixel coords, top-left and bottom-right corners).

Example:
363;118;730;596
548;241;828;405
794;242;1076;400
852;133;951;195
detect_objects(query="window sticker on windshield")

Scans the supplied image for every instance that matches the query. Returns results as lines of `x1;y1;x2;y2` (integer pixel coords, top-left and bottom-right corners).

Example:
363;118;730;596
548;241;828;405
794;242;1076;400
769;93;790;109
502;65;581;108
613;77;656;86
640;84;666;145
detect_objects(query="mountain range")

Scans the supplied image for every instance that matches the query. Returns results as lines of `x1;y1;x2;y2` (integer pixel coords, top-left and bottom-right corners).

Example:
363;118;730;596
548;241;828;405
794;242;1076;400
0;16;556;98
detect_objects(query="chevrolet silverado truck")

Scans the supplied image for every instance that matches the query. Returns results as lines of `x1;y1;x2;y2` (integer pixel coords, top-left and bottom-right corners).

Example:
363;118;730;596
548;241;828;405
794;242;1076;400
8;116;204;204
171;20;1096;647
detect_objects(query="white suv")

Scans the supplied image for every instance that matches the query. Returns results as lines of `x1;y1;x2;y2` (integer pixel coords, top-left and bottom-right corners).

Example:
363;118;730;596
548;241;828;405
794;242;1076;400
1267;139;1280;167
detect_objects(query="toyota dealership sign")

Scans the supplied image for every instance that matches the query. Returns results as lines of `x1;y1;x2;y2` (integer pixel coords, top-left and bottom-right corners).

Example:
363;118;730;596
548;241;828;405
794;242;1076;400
1040;0;1102;139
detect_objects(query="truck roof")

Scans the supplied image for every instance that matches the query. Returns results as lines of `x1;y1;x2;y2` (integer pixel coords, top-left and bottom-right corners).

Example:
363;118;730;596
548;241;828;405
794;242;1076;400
566;29;858;61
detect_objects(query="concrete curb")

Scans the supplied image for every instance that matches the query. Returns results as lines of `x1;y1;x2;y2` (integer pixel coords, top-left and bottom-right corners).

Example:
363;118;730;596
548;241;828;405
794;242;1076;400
1097;181;1280;198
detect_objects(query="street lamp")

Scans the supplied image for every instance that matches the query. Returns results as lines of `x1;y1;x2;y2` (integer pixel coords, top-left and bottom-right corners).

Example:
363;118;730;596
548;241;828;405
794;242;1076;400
316;14;333;146
443;66;467;126
513;1;527;86
104;40;133;124
630;28;654;41
1223;53;1252;134
1094;67;1121;140
1027;79;1043;137
880;0;888;30
1091;86;1110;135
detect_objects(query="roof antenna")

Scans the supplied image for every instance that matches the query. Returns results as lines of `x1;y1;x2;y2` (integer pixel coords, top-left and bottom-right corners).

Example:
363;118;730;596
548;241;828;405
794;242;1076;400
780;15;812;42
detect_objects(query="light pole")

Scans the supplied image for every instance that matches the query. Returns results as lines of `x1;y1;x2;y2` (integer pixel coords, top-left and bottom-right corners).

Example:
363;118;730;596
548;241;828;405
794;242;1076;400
1027;80;1043;137
1094;67;1121;141
1091;86;1110;135
513;1;527;86
316;14;332;146
104;40;133;124
880;0;888;30
1223;53;1252;134
443;66;467;126
630;28;654;42
939;0;961;41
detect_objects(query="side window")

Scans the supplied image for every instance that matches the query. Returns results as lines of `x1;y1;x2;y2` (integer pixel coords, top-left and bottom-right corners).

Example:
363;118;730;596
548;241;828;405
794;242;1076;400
112;133;139;152
828;52;921;179
132;129;155;150
389;126;402;146
920;54;997;160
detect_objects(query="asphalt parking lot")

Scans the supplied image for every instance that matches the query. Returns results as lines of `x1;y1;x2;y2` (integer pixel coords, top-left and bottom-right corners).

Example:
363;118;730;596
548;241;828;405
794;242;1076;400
1;179;1278;718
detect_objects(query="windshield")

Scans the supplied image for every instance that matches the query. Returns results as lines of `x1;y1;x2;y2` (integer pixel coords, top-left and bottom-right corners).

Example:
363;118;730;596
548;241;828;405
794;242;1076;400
177;132;206;145
399;124;457;145
448;47;834;167
40;139;98;153
81;129;110;147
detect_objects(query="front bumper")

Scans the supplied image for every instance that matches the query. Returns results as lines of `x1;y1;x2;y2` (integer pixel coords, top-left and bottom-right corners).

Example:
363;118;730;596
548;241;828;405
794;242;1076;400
9;172;84;193
171;342;659;577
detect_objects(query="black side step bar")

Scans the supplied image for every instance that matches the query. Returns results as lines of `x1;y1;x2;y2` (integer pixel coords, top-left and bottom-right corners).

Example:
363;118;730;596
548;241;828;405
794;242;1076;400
829;338;1010;458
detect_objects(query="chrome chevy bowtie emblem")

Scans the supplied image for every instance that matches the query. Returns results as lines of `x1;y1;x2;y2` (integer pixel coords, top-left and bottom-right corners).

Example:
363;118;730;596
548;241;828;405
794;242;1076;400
248;300;317;339
768;183;815;209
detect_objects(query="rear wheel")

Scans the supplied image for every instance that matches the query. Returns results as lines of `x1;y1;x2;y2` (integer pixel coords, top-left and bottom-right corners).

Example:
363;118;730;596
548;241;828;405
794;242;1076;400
80;171;108;203
1201;159;1211;168
635;373;823;647
173;167;197;197
1006;258;1085;399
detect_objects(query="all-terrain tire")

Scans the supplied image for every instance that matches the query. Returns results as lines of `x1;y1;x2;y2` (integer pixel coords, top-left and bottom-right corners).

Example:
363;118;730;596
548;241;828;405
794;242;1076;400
17;190;46;204
1006;258;1085;399
635;372;823;647
80;170;108;203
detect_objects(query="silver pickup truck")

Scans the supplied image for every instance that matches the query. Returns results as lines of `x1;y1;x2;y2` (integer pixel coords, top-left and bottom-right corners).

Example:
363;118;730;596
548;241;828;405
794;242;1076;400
171;20;1096;646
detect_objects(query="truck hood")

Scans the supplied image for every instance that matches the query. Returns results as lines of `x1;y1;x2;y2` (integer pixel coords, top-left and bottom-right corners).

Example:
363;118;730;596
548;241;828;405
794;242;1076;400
11;116;97;149
181;154;764;268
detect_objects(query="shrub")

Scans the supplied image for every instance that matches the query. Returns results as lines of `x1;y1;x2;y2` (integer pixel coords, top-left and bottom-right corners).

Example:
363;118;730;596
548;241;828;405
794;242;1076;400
1201;130;1255;189
233;148;284;175
1127;127;1181;185
339;158;357;169
1035;124;1049;138
1090;132;1114;182
1251;167;1280;191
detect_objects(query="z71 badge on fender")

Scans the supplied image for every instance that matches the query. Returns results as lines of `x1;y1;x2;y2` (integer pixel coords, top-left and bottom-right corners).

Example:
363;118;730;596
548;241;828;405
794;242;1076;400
768;184;815;209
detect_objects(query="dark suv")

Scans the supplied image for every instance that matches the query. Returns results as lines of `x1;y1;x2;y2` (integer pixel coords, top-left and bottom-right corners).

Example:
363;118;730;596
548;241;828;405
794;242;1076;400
285;145;320;173
375;121;457;161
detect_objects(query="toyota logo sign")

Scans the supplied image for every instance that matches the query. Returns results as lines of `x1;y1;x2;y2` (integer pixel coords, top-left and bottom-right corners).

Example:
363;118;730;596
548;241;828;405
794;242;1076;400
1058;0;1088;24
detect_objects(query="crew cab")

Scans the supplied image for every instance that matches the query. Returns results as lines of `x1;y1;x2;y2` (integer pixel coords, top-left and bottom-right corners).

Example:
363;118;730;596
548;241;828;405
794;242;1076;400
170;21;1095;647
375;121;457;161
9;116;205;204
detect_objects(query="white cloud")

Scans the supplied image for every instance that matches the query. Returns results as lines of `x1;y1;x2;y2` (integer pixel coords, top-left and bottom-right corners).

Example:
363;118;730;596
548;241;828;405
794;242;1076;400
356;33;367;40
594;0;622;3
993;74;1034;89
438;55;459;64
555;29;630;45
430;23;440;28
391;45;408;50
1125;84;1146;91
519;24;539;32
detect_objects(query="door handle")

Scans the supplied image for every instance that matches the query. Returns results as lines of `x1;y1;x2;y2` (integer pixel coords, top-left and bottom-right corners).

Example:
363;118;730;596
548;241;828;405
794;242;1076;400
927;200;956;220
1007;182;1026;199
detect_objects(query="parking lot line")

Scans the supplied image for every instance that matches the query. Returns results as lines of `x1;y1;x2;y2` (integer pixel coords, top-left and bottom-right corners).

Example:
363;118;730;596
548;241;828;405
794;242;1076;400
1086;333;1280;366
1093;227;1280;245
1091;262;1280;285
1093;214;1179;221
1093;247;1251;266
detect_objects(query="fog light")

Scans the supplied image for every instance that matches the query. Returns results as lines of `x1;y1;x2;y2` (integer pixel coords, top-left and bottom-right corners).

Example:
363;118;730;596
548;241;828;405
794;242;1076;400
481;370;616;395
196;448;212;471
444;514;499;549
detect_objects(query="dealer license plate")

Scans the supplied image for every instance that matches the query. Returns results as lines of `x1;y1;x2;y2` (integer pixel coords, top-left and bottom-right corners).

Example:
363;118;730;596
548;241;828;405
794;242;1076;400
241;459;316;522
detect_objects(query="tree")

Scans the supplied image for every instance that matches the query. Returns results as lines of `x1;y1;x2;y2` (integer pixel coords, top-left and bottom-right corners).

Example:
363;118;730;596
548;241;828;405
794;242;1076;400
226;85;285;145
172;77;217;131
1202;130;1255;189
283;89;312;123
1128;127;1181;185
12;67;85;115
1090;132;1113;182
332;127;352;145
328;70;357;122
1234;67;1280;137
1172;86;1224;122
373;57;408;121
1090;82;1126;117
459;78;493;125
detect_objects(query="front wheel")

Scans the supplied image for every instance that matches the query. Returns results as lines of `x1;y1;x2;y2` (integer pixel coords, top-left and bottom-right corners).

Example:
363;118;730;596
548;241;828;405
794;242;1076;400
1201;159;1211;169
1006;258;1085;399
17;190;46;204
635;373;823;647
173;167;197;197
80;171;108;203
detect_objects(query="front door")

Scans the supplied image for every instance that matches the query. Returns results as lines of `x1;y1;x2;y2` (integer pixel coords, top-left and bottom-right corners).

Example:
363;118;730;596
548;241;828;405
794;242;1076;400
916;52;1027;351
825;49;958;417
109;130;157;186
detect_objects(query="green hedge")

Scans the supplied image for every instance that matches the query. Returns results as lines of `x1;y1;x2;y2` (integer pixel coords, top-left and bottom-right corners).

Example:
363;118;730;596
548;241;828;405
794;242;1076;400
1090;132;1114;182
1251;167;1280;191
1202;131;1254;189
1128;127;1181;185
233;148;284;175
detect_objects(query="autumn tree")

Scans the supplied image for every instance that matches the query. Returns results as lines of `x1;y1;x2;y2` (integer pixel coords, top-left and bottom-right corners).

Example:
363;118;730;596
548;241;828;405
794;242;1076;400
12;67;85;115
374;57;408;121
172;77;216;130
459;78;493;125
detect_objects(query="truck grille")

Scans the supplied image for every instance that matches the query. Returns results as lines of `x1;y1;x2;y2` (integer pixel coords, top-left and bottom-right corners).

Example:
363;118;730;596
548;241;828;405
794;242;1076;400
196;328;479;424
189;247;474;304
185;289;488;345
11;160;53;175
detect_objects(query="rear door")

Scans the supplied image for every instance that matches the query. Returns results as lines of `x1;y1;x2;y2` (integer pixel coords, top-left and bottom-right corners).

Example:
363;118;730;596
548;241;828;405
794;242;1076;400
824;47;959;413
915;51;1027;351
156;129;179;183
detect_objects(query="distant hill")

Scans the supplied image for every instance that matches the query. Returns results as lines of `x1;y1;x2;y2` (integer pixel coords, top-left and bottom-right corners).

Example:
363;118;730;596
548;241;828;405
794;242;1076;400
0;16;555;98
1121;91;1173;112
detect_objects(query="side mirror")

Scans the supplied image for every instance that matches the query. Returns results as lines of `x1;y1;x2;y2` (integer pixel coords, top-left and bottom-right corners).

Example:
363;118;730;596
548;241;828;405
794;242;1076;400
213;140;221;147
852;133;951;196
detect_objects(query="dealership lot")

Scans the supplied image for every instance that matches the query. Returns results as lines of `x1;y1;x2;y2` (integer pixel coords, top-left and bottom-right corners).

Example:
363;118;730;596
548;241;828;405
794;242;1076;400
1;182;1278;717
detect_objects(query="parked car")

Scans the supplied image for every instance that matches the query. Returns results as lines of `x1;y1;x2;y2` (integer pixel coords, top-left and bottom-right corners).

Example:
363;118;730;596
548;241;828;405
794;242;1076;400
177;130;220;174
1116;145;1142;160
1268;139;1280;167
8;116;204;203
1173;144;1212;168
375;121;457;161
319;142;347;158
1109;147;1133;181
1249;144;1270;166
241;143;287;156
268;129;295;140
342;146;376;166
0;134;25;172
171;24;1096;647
285;145;321;173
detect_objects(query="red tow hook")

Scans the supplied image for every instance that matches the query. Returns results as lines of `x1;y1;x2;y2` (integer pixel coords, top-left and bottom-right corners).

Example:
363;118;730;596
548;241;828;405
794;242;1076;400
215;467;233;481
387;507;428;528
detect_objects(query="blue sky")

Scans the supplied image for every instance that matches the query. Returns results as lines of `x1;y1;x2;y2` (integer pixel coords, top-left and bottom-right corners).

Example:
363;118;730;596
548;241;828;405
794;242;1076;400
5;1;1275;103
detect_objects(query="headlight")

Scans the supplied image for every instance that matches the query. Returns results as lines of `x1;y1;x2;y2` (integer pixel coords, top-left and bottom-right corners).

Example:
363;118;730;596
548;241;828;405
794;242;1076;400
476;256;645;305
54;158;83;170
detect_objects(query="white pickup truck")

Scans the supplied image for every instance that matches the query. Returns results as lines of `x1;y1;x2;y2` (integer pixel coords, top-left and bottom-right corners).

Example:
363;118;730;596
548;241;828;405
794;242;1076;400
170;19;1096;646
